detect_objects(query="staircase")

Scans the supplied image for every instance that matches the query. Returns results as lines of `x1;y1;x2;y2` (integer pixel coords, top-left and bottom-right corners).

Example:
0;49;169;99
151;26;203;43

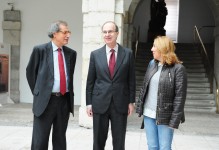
135;43;152;98
135;43;216;112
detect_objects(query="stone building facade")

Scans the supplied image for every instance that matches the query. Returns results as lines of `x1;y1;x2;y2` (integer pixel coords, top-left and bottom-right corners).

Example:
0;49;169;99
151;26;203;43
0;0;219;127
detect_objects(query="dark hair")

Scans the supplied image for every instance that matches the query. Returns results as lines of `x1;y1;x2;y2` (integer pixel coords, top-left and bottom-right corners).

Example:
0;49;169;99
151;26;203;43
101;21;119;32
48;20;68;38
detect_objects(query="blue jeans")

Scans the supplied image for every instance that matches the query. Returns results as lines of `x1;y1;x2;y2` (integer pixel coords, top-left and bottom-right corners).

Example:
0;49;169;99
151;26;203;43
144;116;174;150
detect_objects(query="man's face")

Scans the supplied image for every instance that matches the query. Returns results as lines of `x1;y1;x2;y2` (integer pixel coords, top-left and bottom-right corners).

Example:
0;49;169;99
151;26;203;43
102;23;119;48
53;24;71;47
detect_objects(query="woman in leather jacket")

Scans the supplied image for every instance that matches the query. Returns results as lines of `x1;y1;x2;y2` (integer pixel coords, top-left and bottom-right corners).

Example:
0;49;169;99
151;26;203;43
136;36;187;150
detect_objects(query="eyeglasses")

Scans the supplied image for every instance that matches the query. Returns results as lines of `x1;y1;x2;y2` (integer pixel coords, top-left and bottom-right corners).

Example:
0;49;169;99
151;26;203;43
58;30;71;35
102;30;117;34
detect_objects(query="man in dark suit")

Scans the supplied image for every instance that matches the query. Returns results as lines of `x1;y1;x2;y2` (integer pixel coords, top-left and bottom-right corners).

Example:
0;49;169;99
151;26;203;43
26;20;77;150
86;21;136;150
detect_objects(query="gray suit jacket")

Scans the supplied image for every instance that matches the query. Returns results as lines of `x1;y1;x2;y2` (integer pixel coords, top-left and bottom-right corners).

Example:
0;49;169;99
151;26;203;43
86;44;136;114
26;42;77;117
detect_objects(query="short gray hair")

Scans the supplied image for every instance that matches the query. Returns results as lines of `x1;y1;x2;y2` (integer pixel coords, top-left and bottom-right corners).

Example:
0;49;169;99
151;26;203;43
48;20;68;38
101;21;119;32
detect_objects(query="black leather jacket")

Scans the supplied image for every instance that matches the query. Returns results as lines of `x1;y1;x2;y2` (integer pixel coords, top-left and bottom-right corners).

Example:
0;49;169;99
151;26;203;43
136;59;187;129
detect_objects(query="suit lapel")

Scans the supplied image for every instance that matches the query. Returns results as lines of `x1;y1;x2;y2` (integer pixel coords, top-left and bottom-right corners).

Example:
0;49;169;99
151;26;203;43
113;45;125;78
46;42;54;77
63;46;70;77
98;46;111;77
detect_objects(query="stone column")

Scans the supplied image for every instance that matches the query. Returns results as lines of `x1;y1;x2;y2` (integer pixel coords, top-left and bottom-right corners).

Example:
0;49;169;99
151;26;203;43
2;10;21;103
214;24;219;113
79;0;125;128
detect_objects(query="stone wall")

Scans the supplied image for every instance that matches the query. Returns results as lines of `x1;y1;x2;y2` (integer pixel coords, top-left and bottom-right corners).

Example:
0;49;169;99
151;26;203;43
79;0;125;128
2;10;21;103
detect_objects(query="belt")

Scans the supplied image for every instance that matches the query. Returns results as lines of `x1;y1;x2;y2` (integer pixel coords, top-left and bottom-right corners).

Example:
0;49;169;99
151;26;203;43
51;92;69;97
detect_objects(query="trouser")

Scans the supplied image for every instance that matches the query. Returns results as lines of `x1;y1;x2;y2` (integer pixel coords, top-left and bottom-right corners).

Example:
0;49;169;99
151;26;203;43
93;101;128;150
31;93;70;150
144;116;174;150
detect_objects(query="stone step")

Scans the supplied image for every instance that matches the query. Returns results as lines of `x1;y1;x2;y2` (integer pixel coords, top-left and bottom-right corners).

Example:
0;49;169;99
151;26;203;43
185;100;215;107
180;57;202;61
135;62;205;67
184;64;204;68
177;53;201;57
134;95;215;105
176;49;200;51
182;60;203;64
187;73;206;77
183;62;204;68
135;62;205;69
186;94;215;100
187;78;208;82
135;58;204;65
135;67;206;73
135;67;147;71
136;76;144;80
135;88;212;94
135;58;151;63
187;88;210;93
136;71;146;75
184;107;216;113
135;88;211;94
136;54;152;57
186;68;206;73
187;83;210;88
136;75;209;82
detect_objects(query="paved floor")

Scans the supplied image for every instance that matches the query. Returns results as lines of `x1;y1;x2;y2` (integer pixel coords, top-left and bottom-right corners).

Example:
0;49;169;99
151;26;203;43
0;103;219;150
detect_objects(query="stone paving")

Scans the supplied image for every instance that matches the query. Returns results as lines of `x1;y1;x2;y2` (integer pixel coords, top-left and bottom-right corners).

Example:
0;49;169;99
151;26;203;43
0;103;219;150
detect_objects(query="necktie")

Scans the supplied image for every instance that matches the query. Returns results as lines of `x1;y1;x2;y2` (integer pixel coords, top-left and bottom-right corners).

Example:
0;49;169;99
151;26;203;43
58;48;66;95
109;49;116;79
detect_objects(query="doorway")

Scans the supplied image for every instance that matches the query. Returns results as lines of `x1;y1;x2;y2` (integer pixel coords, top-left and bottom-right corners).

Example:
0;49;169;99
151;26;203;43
0;54;9;93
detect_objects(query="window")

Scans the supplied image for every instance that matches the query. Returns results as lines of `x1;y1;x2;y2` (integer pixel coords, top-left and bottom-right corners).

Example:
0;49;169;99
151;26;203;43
164;0;179;42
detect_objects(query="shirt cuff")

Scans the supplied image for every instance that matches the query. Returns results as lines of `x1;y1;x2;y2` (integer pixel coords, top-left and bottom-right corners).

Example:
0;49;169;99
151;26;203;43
86;105;92;108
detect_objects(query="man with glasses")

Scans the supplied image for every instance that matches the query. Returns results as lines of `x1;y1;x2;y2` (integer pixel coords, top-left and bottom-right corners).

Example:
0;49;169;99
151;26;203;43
86;21;136;150
26;20;77;150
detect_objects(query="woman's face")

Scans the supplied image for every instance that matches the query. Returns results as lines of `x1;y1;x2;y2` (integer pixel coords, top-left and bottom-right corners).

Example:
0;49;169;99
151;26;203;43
151;44;162;62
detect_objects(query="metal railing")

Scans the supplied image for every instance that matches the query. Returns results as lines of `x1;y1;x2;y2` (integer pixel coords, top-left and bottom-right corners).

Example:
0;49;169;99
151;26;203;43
193;25;219;113
132;26;140;58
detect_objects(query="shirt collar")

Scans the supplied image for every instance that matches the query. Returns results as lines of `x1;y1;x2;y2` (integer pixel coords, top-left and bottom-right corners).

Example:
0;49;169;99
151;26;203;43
52;41;62;52
106;44;118;54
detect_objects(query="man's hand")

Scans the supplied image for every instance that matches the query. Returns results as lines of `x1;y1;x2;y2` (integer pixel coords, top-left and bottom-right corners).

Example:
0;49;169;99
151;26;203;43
86;105;93;117
128;103;134;116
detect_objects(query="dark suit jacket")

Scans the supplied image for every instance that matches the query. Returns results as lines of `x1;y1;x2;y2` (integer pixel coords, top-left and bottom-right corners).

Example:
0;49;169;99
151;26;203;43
86;44;136;114
26;42;77;117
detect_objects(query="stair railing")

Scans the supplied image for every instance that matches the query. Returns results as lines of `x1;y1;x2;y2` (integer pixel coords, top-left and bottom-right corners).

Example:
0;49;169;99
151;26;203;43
193;25;219;113
134;26;140;58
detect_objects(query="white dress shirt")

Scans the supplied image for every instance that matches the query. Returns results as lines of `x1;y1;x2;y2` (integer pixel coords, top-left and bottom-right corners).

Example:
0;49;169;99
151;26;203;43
51;42;68;93
106;44;118;66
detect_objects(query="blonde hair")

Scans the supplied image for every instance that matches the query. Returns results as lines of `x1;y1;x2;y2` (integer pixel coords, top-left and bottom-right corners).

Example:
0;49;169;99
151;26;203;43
154;36;182;65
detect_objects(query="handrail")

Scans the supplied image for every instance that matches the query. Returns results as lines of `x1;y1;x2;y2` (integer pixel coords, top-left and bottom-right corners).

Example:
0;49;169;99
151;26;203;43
134;26;140;58
193;25;219;113
135;39;138;58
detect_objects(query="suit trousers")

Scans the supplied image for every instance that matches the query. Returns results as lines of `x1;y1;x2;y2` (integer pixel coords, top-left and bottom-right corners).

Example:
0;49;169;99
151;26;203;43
93;101;128;150
31;93;70;150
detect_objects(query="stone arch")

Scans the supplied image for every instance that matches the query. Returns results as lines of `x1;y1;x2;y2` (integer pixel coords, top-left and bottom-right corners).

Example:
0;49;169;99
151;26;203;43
205;0;219;25
125;0;219;47
122;0;140;49
206;0;219;112
123;0;144;51
128;0;141;24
